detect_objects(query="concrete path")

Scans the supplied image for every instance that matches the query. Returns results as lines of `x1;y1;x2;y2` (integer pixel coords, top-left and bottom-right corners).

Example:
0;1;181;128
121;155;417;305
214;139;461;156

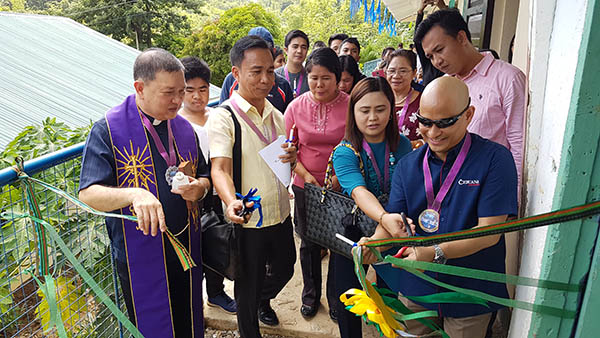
203;234;381;338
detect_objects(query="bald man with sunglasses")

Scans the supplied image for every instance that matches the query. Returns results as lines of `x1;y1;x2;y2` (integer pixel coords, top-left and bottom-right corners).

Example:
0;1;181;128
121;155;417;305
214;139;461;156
361;77;518;337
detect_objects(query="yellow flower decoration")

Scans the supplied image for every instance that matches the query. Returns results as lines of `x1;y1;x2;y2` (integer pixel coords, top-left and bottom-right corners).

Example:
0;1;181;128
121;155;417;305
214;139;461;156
340;287;404;338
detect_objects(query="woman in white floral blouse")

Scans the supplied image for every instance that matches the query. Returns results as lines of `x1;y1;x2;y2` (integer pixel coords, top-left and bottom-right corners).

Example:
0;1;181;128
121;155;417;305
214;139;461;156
385;49;424;147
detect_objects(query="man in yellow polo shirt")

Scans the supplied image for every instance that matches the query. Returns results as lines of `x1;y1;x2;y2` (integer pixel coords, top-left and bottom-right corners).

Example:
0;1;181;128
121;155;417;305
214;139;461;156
208;35;298;338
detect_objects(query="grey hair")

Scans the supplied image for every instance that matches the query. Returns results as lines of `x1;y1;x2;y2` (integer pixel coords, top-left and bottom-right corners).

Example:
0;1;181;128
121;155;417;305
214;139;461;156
133;48;184;81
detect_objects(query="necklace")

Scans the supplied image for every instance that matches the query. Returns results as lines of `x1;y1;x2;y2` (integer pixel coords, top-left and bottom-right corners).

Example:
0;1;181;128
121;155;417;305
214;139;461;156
396;88;413;105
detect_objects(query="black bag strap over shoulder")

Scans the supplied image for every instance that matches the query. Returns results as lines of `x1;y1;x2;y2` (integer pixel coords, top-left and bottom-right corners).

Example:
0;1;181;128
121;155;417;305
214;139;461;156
217;104;242;192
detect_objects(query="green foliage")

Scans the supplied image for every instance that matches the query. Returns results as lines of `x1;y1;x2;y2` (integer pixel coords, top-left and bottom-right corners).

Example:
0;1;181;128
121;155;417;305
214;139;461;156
180;3;281;86
0;117;90;170
29;0;202;55
0;0;26;11
0;118;112;336
281;0;413;65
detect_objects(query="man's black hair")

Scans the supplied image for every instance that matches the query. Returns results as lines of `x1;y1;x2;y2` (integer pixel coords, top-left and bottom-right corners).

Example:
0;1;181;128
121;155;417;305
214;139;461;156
274;45;284;57
230;35;272;67
180;56;211;83
306;47;342;83
341;37;361;53
133;47;183;81
313;41;327;49
338;55;361;86
328;33;349;47
381;47;395;59
284;29;310;48
414;8;472;44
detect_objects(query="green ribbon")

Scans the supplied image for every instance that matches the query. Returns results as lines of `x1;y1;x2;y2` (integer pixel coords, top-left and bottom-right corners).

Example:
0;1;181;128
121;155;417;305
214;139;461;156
28;273;68;338
383;255;581;292
365;200;600;248
352;247;450;338
10;213;144;338
404;267;576;318
22;175;196;270
366;242;579;318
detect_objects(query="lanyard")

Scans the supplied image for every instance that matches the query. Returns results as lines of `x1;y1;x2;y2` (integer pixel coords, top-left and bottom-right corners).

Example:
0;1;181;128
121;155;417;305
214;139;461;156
423;133;471;211
284;66;304;97
362;140;390;194
139;108;176;167
230;98;277;145
397;89;413;128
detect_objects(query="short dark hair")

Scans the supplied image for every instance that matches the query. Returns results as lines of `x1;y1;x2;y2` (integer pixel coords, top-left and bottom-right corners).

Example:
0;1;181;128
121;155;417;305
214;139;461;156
313;41;327;49
381;47;395;59
339;55;361;89
180;56;211;83
341;37;361;53
306;47;342;83
414;8;472;44
274;45;284;58
230;35;272;67
284;29;309;48
386;49;417;70
345;77;399;152
328;33;349;47
133;48;183;81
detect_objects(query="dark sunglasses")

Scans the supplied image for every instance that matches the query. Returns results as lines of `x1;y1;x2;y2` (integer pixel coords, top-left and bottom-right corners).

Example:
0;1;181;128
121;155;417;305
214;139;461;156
416;98;471;129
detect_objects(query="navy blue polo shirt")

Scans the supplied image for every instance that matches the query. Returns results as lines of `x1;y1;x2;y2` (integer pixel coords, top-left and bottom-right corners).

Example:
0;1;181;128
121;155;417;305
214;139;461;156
385;133;518;318
78;116;210;264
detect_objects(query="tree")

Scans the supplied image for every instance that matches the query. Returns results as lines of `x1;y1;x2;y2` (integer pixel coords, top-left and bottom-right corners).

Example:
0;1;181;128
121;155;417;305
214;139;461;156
42;0;202;55
280;0;413;65
180;3;281;86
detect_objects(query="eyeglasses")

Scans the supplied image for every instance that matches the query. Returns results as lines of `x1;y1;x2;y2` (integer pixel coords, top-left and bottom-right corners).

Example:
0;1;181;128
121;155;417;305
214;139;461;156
386;68;412;76
415;98;471;129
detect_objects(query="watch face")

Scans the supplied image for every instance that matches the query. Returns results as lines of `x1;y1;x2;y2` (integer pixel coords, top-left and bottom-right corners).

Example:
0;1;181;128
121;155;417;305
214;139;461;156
434;246;447;264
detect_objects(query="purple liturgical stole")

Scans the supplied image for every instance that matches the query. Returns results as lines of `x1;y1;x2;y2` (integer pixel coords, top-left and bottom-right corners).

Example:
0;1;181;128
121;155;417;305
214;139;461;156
105;94;203;337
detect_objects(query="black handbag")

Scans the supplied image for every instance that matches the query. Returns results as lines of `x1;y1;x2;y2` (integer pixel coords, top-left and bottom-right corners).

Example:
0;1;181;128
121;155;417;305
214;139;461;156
200;105;243;281
304;142;386;259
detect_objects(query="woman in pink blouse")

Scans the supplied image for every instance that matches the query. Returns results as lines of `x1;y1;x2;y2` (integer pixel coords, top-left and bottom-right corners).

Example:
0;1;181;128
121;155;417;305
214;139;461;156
285;47;348;322
385;49;423;146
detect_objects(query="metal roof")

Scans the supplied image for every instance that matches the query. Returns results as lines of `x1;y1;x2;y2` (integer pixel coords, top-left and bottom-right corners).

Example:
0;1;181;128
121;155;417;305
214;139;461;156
0;12;220;150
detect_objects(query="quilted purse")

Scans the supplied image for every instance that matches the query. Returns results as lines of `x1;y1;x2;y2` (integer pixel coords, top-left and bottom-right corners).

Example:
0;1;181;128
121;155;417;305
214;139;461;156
304;142;386;259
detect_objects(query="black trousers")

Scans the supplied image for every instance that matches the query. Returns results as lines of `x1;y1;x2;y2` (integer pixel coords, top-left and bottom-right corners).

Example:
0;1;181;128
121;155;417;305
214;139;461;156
334;253;364;338
234;217;296;338
292;185;336;308
116;230;193;337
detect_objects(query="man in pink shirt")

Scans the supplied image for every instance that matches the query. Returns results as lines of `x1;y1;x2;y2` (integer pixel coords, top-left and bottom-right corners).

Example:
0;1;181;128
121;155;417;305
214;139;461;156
415;9;526;186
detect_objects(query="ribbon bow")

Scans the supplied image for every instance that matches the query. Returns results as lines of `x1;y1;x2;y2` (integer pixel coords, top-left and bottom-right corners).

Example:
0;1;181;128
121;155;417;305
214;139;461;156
236;188;263;227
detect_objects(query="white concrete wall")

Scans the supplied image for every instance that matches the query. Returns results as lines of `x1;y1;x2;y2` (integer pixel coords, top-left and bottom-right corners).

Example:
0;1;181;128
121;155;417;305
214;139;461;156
509;0;589;336
490;0;520;61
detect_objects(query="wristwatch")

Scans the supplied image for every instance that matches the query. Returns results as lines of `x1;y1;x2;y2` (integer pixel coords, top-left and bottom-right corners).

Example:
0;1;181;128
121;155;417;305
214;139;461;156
432;244;447;264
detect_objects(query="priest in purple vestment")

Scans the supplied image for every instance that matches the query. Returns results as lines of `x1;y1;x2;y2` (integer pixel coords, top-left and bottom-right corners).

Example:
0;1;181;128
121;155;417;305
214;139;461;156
79;48;211;338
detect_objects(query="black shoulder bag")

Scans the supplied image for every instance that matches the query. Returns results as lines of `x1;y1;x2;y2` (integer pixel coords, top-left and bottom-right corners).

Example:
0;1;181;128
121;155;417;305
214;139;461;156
201;105;243;281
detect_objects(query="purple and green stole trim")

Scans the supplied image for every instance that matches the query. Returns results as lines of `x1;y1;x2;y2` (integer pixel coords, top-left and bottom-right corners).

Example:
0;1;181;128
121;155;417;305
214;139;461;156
106;94;203;338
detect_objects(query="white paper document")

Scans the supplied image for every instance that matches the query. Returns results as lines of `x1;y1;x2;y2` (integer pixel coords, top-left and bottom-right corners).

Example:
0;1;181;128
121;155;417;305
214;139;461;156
258;135;291;186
